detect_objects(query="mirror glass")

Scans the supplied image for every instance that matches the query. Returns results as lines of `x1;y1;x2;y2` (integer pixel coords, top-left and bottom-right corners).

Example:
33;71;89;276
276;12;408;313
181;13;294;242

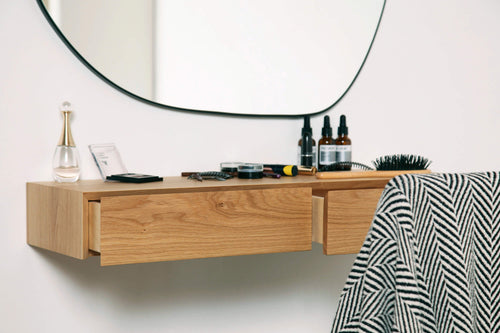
39;0;385;116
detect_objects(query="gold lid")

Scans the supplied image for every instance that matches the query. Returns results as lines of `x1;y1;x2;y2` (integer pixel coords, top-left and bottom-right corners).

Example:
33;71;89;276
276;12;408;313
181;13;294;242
57;105;76;147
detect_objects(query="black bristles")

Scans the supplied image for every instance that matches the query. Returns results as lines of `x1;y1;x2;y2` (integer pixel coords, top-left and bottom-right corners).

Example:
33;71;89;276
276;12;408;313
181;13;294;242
319;161;374;172
372;154;431;171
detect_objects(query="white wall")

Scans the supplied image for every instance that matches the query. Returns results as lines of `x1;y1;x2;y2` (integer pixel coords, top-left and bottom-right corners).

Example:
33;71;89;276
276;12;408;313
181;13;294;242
1;1;499;332
59;0;154;100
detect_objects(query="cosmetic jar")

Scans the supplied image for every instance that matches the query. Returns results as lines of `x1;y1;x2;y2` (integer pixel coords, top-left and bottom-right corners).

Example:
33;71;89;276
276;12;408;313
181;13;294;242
237;163;264;179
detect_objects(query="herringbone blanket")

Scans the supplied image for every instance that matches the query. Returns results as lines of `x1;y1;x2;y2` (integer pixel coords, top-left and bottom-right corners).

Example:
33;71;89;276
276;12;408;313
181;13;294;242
331;172;500;333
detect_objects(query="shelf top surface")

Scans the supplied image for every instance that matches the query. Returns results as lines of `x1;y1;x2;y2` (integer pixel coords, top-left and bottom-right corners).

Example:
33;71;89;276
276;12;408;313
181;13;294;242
28;175;393;200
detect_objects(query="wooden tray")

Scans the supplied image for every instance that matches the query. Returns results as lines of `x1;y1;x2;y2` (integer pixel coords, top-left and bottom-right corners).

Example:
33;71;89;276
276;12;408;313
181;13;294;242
316;169;432;179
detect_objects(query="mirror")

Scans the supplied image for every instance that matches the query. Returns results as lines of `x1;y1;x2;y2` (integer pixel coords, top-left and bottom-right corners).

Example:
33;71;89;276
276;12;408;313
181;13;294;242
38;0;385;116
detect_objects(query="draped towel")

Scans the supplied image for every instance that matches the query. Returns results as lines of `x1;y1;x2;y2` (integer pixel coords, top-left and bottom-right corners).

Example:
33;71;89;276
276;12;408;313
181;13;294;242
331;172;500;333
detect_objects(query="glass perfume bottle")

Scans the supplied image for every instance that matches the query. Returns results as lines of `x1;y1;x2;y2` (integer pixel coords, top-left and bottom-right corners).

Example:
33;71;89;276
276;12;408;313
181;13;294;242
53;102;80;182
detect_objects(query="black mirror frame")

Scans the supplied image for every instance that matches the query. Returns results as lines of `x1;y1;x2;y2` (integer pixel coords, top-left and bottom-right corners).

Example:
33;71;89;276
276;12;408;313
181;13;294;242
36;0;386;118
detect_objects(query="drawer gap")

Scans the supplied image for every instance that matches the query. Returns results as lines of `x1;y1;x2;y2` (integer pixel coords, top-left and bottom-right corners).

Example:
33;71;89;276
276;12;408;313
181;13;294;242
312;196;324;244
88;201;101;254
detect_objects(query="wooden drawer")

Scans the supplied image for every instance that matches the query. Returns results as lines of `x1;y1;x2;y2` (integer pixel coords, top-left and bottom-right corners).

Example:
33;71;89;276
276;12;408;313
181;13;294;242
28;177;394;265
90;188;312;266
313;188;384;255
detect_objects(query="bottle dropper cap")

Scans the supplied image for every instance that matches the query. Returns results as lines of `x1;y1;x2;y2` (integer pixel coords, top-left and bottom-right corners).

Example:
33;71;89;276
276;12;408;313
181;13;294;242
338;114;348;136
301;115;312;135
322;115;332;137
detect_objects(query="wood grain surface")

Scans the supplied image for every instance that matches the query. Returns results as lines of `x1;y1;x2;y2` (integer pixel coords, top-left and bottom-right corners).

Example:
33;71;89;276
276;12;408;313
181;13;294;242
28;175;395;200
99;187;312;265
324;188;384;255
27;183;87;259
27;176;396;264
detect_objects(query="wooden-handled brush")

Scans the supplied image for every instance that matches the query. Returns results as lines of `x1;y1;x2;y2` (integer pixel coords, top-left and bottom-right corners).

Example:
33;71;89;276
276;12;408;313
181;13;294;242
316;154;432;179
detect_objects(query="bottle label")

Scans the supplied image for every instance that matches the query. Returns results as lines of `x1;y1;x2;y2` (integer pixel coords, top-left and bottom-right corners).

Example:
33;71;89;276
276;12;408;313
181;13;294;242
319;145;336;165
335;145;352;163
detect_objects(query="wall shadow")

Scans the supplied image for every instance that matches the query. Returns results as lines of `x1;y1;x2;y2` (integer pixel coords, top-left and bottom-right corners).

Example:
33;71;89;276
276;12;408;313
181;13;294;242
32;244;356;313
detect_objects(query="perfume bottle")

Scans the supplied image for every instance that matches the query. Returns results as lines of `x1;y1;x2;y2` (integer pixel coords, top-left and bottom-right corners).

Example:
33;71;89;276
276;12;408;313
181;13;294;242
53;102;80;182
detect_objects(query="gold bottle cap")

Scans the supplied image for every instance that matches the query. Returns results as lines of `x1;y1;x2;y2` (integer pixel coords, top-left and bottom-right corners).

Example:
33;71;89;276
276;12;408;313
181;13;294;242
297;165;317;176
57;102;76;147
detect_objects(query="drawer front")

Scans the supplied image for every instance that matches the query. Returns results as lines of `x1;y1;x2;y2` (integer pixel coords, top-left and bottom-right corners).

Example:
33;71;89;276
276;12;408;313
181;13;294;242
100;188;312;265
324;188;383;255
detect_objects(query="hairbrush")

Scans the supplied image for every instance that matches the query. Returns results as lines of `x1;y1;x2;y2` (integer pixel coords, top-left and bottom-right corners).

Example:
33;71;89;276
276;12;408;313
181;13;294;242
316;154;432;179
372;154;431;171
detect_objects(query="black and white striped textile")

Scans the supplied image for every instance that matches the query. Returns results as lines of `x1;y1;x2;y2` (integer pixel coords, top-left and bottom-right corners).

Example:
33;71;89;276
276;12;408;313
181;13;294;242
331;172;500;333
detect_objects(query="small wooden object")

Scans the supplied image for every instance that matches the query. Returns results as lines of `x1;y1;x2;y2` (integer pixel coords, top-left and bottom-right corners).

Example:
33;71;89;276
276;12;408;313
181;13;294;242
316;169;431;179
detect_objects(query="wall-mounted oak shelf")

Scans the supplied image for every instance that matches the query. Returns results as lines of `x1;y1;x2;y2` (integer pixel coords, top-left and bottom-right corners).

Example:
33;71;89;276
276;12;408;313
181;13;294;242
27;176;391;266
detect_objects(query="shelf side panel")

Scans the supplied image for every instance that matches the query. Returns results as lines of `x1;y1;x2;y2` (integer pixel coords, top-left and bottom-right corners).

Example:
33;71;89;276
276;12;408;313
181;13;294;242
27;183;86;259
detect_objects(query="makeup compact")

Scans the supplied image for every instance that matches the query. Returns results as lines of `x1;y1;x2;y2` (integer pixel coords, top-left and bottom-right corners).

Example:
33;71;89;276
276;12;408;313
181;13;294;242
237;163;264;179
106;173;163;183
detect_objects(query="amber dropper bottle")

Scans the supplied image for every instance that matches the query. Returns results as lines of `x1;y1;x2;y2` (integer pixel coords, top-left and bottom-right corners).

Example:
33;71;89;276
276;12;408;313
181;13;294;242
335;114;352;170
318;115;335;169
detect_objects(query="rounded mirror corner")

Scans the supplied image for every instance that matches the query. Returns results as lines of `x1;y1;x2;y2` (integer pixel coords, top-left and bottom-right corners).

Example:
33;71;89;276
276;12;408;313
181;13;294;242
37;0;386;117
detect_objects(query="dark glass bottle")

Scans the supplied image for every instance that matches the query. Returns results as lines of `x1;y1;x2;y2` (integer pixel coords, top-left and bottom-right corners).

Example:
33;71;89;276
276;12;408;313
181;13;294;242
297;116;316;167
318;115;335;169
300;129;314;167
335;115;352;170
